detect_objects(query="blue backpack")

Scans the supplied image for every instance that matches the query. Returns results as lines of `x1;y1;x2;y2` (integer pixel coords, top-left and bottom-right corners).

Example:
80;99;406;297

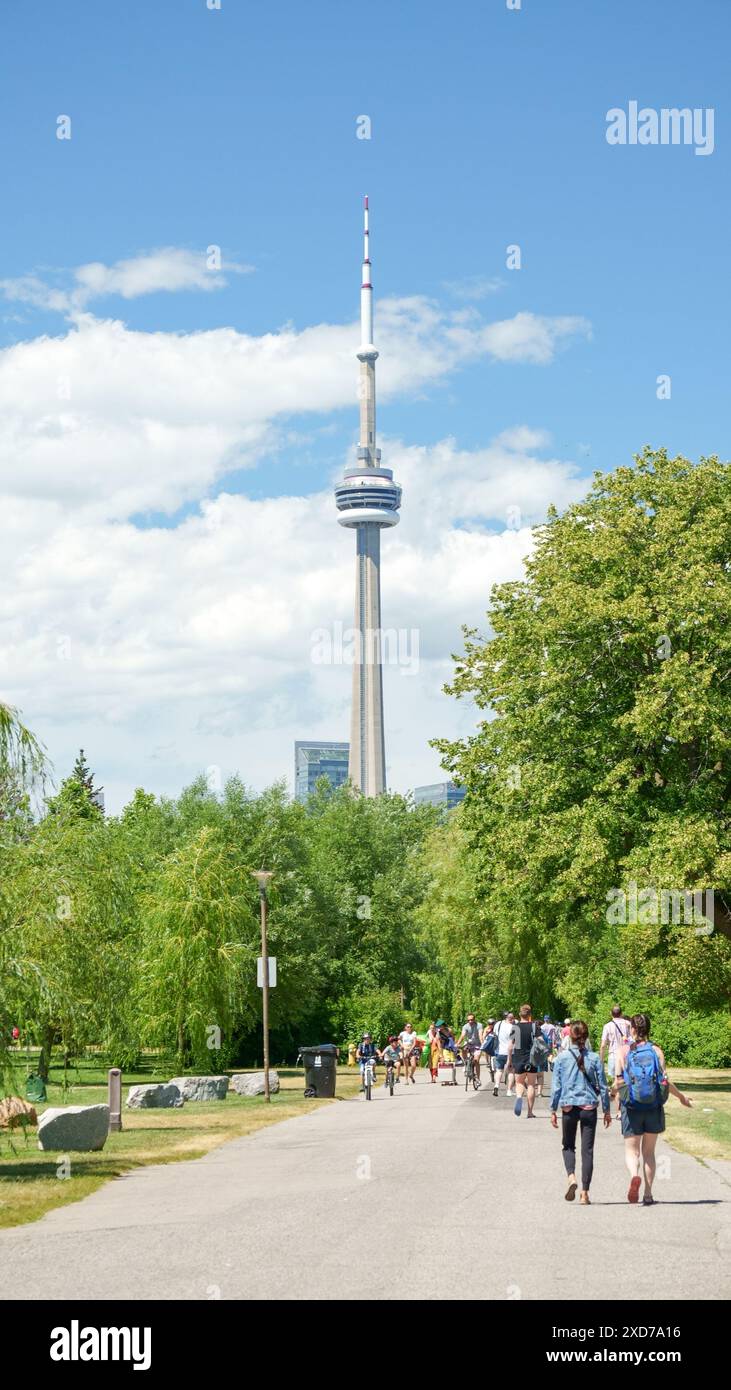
481;1031;499;1056
624;1044;663;1109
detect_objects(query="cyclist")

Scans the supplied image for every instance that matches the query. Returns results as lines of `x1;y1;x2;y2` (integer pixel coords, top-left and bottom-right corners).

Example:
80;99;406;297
356;1032;379;1091
457;1013;484;1088
381;1036;402;1087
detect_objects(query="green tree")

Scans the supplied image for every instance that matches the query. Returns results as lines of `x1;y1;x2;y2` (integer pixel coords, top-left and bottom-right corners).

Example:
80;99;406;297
136;826;259;1068
436;449;731;1034
2;809;139;1080
46;749;103;822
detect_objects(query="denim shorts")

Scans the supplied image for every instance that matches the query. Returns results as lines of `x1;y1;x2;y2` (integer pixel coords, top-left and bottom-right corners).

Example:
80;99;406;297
620;1102;666;1137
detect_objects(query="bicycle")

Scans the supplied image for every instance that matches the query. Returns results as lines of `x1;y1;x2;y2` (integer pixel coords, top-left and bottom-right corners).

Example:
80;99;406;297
361;1056;377;1101
464;1045;480;1092
384;1058;397;1096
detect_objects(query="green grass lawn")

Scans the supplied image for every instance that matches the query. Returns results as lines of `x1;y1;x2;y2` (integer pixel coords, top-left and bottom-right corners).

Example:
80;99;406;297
663;1068;731;1165
0;1054;361;1229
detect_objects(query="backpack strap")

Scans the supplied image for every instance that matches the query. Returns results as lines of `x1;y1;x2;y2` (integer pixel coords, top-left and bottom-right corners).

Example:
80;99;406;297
570;1049;600;1096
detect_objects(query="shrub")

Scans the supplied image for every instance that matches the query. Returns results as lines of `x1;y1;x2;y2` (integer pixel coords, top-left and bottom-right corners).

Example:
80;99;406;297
335;988;404;1051
587;994;731;1067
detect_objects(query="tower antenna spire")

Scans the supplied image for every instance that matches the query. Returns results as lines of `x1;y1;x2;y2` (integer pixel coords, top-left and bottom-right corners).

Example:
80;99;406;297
361;193;374;351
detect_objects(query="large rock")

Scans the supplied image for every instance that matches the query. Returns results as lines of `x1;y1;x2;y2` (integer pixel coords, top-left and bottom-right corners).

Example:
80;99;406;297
37;1104;109;1152
0;1096;37;1130
229;1071;280;1098
126;1083;183;1109
168;1076;229;1102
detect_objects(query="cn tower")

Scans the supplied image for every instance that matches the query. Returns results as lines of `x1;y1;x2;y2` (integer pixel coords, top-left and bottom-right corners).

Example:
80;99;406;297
335;197;402;796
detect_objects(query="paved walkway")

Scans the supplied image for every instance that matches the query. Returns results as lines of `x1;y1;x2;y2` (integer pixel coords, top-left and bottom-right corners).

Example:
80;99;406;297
2;1080;730;1300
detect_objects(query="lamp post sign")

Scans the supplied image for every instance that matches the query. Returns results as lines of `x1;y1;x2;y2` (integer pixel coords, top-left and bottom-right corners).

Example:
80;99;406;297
257;956;277;988
251;870;274;1102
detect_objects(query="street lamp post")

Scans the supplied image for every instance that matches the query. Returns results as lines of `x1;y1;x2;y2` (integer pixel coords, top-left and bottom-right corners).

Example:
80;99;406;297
252;870;274;1102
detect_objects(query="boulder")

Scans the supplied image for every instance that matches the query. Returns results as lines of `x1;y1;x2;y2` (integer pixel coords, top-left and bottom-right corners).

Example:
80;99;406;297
168;1076;229;1102
229;1071;280;1097
37;1104;109;1152
0;1096;38;1130
126;1083;183;1109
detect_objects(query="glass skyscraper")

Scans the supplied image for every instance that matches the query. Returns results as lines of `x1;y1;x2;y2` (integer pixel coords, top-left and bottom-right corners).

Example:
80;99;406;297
413;781;466;811
294;741;350;803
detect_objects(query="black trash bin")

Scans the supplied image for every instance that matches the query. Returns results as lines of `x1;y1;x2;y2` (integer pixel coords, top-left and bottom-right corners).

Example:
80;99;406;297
299;1044;339;1098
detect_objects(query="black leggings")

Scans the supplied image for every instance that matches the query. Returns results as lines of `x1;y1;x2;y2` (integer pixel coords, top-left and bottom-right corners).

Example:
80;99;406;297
561;1107;598;1190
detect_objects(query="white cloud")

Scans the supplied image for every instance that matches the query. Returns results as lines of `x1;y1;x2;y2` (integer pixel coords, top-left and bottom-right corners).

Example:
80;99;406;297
443;275;505;301
0;248;252;315
0;291;591;808
1;435;586;809
0;299;590;521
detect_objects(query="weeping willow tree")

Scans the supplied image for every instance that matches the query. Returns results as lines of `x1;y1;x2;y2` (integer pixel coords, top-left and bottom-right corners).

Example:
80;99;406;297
0;702;46;814
3;809;142;1081
0;703;50;1090
135;826;260;1070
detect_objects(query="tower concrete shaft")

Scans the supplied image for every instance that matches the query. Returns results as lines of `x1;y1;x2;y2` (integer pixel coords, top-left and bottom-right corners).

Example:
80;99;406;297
349;523;386;796
334;197;402;798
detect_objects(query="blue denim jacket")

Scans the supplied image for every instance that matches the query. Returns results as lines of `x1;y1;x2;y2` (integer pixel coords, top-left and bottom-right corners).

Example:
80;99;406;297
551;1046;610;1113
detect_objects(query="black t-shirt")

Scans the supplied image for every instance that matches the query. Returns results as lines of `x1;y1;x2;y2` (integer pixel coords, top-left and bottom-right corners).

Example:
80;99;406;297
513;1021;537;1061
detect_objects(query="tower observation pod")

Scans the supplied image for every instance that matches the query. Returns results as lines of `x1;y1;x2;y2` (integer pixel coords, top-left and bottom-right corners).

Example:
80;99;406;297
334;197;402;797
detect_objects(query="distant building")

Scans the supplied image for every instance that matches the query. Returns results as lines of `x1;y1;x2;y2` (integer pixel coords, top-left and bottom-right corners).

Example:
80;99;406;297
413;781;466;811
294;741;350;803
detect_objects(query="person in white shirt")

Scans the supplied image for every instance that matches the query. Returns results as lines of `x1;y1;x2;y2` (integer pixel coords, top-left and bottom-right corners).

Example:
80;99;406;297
492;1012;517;1096
398;1023;419;1085
600;1006;631;1117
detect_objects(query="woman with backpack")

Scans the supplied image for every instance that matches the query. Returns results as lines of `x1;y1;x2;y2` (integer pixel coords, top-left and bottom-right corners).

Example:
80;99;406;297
550;1020;611;1205
613;1013;693;1206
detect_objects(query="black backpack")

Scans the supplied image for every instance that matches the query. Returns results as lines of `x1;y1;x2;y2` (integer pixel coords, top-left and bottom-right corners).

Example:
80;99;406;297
529;1028;549;1066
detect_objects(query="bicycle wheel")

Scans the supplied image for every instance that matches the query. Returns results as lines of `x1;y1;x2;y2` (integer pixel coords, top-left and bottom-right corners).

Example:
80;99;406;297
365;1068;372;1101
388;1067;394;1096
464;1058;471;1092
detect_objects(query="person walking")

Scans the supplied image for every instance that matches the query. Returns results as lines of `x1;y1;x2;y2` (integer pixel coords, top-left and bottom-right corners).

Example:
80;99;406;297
492;1012;516;1097
480;1019;499;1088
551;1020;611;1204
399;1022;418;1084
427;1021;440;1083
438;1021;458;1084
613;1013;693;1206
532;1021;551;1097
508;1004;541;1118
599;1006;631;1119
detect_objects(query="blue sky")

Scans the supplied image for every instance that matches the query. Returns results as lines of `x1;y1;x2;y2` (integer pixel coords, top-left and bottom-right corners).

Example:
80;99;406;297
0;0;728;808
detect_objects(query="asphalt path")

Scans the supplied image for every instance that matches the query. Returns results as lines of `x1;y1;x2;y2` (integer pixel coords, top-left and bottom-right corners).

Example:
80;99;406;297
2;1076;730;1300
